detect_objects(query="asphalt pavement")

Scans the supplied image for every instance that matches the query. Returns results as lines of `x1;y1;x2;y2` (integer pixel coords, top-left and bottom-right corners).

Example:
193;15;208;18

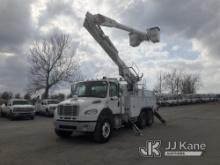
0;102;220;165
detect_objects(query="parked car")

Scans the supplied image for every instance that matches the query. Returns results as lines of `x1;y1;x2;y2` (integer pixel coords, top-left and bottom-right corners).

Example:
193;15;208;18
158;97;168;106
0;99;35;120
35;99;59;116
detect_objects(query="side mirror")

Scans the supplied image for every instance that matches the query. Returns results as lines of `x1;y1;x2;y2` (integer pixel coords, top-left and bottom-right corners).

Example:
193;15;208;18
110;96;118;100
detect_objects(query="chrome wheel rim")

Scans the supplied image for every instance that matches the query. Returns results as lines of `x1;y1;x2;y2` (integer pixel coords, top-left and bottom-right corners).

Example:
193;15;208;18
102;122;110;138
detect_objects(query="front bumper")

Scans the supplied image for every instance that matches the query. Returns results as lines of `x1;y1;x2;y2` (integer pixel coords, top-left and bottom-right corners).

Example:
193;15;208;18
11;112;35;118
54;120;96;132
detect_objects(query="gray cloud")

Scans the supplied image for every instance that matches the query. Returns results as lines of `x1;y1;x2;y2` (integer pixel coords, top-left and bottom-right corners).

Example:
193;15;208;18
38;0;80;26
0;0;34;94
0;54;29;93
0;0;81;94
0;0;34;52
120;0;220;59
0;0;219;94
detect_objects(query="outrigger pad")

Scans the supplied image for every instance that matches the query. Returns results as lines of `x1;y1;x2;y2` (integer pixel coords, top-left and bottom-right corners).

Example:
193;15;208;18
129;120;143;136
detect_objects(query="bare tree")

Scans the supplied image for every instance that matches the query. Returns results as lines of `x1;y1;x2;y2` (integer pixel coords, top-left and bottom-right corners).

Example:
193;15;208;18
156;69;200;94
164;69;178;94
24;93;31;100
174;70;182;94
15;93;21;99
1;91;13;100
181;74;200;94
27;34;79;99
154;72;165;95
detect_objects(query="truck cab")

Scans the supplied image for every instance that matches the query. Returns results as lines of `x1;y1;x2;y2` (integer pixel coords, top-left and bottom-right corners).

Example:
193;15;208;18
1;99;35;120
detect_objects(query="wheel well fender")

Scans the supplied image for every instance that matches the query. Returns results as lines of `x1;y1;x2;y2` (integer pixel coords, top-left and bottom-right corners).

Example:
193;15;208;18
97;108;113;123
98;108;113;118
141;107;153;114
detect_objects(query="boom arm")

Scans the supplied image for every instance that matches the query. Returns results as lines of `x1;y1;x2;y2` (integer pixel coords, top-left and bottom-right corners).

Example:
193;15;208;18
83;12;160;88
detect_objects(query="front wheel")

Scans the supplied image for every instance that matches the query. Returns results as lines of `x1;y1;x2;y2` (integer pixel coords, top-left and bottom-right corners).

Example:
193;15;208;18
93;117;113;143
146;110;154;126
8;113;15;120
55;129;72;138
45;109;50;117
1;111;6;117
30;115;35;120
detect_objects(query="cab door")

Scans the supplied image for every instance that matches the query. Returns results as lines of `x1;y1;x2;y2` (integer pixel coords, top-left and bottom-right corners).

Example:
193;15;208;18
108;82;120;114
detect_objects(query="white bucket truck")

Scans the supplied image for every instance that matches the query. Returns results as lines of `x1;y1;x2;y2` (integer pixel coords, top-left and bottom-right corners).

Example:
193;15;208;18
54;12;161;142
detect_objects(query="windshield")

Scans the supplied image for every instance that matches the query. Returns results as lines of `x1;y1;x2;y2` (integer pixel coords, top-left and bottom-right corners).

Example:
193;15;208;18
47;100;59;104
72;81;108;98
13;100;30;105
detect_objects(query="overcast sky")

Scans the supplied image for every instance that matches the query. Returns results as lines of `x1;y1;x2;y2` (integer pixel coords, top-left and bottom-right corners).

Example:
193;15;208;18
0;0;220;95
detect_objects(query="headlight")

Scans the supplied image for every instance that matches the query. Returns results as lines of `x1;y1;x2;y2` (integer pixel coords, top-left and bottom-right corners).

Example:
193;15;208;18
84;109;98;115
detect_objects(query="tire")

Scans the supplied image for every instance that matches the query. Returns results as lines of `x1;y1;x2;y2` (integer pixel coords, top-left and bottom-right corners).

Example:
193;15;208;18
30;116;35;120
124;122;132;128
146;110;154;126
1;111;6;117
55;129;72;138
137;111;147;129
9;113;15;120
45;110;50;117
93;113;113;143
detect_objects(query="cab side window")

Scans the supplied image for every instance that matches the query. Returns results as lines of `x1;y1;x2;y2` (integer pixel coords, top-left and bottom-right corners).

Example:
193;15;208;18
109;82;118;97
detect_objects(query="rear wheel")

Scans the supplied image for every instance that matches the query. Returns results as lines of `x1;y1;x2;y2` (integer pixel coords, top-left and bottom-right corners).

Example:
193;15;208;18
55;129;72;138
146;109;154;126
137;111;147;129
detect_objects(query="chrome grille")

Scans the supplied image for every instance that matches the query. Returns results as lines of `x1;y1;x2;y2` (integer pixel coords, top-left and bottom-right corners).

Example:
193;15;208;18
58;105;78;116
13;107;34;113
